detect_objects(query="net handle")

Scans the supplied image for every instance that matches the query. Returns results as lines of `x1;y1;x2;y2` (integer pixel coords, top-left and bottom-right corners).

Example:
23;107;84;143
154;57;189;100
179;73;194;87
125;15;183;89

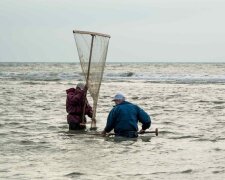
81;34;95;124
73;30;111;38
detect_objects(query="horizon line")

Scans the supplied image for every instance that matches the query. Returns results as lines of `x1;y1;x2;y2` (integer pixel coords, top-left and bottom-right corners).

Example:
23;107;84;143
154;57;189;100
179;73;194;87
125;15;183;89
0;61;225;64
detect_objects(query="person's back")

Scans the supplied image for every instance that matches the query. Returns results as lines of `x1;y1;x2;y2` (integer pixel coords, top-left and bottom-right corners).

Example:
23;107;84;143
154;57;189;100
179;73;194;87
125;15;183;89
102;92;151;138
66;87;84;123
66;83;93;130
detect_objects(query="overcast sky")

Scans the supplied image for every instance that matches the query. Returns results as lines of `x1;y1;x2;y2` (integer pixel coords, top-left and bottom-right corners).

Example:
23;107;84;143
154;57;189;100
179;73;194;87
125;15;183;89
0;0;225;62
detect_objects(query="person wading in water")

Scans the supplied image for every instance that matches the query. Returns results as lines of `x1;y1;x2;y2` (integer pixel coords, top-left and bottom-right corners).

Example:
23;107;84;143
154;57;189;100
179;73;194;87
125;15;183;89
102;92;151;138
66;83;93;130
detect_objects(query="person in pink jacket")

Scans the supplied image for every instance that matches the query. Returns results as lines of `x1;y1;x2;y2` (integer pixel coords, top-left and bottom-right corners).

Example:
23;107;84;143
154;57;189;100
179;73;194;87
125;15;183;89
66;83;93;130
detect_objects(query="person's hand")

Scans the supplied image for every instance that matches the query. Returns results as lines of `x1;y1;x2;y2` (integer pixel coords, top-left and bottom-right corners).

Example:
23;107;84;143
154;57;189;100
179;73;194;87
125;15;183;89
139;129;145;134
79;123;86;128
101;130;107;137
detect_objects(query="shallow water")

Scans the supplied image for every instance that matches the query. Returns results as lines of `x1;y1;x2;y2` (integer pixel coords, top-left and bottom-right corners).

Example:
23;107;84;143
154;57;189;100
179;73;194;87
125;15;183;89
0;62;225;179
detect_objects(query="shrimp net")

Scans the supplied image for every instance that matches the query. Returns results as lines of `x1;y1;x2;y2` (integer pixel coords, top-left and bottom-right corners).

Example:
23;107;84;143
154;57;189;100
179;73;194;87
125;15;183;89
73;30;110;128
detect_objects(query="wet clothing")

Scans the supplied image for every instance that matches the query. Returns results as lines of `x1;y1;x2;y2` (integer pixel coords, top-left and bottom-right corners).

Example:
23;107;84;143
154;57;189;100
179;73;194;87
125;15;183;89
104;101;151;138
66;88;93;130
115;131;138;138
69;123;86;130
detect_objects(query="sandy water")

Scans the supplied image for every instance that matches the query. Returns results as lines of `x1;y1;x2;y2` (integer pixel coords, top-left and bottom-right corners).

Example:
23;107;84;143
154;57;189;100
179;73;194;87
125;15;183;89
0;62;225;180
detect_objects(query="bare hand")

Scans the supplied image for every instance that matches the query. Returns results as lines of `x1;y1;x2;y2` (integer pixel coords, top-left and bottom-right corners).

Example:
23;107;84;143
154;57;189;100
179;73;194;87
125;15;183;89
139;129;145;134
101;130;107;137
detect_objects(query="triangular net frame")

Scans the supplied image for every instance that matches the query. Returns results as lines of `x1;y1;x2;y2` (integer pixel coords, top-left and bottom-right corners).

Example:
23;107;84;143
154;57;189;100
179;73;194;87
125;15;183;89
73;30;110;128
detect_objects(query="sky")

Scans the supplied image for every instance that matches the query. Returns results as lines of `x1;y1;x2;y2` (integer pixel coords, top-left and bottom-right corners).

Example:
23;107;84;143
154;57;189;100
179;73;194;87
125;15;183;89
0;0;225;62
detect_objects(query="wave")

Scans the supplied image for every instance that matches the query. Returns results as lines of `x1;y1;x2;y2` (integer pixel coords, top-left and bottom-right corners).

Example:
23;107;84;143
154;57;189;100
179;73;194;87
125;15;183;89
1;71;225;84
104;72;225;84
0;72;81;81
1;62;225;84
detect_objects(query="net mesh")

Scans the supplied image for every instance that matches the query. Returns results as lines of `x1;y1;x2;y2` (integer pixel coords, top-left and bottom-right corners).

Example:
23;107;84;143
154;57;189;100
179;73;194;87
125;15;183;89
73;30;110;127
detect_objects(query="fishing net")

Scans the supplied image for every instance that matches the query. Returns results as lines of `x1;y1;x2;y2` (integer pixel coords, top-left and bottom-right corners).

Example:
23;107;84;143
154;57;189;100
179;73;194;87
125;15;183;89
73;30;110;128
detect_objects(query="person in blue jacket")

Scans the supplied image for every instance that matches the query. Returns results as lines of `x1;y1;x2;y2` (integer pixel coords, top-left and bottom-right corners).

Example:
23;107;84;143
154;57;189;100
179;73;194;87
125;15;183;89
101;92;151;138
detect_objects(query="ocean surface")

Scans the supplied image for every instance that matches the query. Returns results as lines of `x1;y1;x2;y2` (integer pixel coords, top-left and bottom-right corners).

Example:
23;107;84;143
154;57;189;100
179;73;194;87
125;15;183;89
0;62;225;180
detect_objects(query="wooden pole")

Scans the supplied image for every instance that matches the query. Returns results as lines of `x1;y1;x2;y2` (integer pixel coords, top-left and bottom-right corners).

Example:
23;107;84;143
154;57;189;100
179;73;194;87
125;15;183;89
88;128;159;137
108;128;159;136
81;35;95;125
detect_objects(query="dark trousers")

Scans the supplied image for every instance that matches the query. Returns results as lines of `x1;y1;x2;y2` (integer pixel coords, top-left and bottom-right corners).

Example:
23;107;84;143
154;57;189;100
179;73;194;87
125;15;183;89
69;123;86;130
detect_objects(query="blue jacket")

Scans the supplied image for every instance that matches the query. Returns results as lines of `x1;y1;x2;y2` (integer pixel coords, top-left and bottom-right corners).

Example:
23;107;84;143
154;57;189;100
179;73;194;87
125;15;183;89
104;101;151;134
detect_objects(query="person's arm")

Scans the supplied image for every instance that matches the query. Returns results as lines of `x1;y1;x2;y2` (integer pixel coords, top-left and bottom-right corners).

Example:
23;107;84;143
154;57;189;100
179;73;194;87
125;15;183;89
85;101;93;118
137;106;151;132
102;108;116;134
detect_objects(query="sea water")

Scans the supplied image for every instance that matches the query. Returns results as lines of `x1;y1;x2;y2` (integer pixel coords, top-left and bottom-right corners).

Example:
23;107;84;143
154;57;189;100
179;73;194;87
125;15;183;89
0;62;225;180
